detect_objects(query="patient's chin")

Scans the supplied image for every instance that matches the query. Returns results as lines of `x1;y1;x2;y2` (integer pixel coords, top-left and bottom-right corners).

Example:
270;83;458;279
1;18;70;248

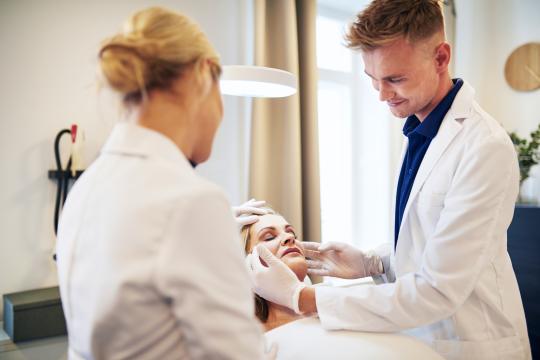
282;256;308;281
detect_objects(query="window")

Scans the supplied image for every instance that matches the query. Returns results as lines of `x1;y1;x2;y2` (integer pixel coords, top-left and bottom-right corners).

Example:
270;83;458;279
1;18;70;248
316;3;400;262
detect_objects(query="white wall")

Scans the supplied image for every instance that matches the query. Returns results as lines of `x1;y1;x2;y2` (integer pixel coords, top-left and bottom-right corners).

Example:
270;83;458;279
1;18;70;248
0;0;251;318
454;0;540;198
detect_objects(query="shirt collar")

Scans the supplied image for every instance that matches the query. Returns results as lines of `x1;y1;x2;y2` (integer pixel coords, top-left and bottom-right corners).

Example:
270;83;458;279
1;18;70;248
101;122;192;170
403;78;464;139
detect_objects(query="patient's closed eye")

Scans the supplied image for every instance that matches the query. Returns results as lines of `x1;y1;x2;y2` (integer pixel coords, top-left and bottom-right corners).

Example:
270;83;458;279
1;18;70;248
260;230;276;241
258;226;297;242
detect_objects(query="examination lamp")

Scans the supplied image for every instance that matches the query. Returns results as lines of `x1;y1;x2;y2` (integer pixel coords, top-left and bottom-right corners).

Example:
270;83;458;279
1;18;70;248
220;65;297;98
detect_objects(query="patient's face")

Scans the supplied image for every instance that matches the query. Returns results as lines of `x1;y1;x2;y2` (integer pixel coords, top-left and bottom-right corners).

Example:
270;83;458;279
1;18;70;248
248;214;307;281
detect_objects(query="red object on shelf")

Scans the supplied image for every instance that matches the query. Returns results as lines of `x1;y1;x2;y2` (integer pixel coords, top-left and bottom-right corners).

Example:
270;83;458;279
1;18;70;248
71;124;78;143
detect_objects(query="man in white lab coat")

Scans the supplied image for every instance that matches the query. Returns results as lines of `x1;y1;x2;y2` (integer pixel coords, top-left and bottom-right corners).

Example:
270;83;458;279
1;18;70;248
243;0;531;359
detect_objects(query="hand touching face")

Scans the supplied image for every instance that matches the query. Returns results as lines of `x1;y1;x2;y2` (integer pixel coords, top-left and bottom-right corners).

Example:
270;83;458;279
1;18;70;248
247;214;307;280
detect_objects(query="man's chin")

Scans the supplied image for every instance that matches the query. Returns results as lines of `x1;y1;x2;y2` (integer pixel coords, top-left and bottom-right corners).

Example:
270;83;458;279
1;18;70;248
390;108;413;119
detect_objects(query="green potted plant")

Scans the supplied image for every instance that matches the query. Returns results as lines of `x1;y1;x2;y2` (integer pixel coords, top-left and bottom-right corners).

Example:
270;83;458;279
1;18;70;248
509;123;540;203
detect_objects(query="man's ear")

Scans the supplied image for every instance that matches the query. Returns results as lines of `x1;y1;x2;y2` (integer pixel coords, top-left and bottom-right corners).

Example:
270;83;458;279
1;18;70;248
435;42;451;73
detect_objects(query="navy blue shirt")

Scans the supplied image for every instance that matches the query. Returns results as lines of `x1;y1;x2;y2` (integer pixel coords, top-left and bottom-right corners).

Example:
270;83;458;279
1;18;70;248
394;78;463;247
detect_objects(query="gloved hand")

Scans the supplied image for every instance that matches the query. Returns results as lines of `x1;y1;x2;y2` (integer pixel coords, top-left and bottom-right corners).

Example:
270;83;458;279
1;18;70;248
232;198;268;229
245;245;306;314
303;241;383;279
264;342;278;360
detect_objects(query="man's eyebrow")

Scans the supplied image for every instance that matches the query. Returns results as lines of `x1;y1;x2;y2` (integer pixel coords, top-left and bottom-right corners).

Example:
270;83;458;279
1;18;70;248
364;70;404;81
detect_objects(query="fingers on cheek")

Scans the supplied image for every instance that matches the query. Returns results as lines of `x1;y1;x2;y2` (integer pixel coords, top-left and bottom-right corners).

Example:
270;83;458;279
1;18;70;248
263;241;278;255
259;256;268;267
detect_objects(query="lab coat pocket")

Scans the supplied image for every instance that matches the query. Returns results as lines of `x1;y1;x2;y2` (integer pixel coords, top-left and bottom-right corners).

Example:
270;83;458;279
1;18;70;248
416;191;446;208
432;335;524;360
414;191;446;241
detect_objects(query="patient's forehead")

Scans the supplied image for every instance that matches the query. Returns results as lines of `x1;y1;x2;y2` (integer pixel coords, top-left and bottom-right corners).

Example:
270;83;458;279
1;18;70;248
251;214;289;236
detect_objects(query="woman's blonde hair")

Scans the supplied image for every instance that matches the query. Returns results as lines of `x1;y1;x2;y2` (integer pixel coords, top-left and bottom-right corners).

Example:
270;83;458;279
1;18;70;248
241;206;277;323
345;0;445;51
99;7;221;104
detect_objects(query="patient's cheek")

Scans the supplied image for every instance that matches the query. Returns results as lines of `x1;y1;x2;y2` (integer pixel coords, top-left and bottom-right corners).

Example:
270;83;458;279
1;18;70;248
282;256;308;281
252;241;278;268
258;240;279;255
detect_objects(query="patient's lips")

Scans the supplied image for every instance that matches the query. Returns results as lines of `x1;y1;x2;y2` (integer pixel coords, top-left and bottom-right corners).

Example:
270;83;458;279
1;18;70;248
281;247;302;257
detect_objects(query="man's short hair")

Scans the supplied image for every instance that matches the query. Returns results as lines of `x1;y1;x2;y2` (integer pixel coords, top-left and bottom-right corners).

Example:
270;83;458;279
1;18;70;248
345;0;445;51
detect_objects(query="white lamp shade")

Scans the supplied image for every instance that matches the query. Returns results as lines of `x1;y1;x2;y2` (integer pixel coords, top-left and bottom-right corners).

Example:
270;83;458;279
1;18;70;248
220;65;297;98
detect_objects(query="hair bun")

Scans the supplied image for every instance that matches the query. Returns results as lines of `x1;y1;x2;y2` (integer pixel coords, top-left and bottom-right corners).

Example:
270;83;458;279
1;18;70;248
98;7;221;104
99;40;149;95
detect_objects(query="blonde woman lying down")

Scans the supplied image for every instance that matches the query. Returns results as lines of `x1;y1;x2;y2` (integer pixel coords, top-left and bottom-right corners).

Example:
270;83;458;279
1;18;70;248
241;207;442;359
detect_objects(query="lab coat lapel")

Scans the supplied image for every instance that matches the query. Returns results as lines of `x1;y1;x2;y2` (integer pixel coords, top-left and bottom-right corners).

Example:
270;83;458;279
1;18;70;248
395;137;409;188
405;117;462;214
391;136;409;257
395;117;462;267
395;81;475;261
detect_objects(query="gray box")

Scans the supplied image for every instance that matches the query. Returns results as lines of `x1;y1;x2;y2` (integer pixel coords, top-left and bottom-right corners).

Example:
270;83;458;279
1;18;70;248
3;286;67;342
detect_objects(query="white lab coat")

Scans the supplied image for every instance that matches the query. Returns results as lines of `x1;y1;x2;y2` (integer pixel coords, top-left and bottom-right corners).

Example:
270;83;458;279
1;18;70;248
266;316;443;359
56;123;265;359
315;81;531;359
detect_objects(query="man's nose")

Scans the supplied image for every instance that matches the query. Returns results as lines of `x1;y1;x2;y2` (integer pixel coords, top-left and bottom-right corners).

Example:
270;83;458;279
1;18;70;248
378;83;394;102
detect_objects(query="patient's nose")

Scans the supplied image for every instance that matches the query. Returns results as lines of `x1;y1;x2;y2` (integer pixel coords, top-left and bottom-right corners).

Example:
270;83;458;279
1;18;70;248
281;235;295;246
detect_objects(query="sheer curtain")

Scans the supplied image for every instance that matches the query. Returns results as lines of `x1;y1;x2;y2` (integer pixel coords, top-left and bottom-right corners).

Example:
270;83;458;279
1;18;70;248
249;0;321;245
315;4;401;254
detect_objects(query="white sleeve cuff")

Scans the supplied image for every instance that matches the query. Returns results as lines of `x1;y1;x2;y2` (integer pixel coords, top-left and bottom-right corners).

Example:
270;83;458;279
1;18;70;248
292;283;307;315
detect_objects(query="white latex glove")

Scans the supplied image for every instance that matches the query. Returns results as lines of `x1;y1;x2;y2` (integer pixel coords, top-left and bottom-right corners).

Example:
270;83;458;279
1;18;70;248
232;198;268;228
264;342;278;360
303;241;384;279
245;245;306;313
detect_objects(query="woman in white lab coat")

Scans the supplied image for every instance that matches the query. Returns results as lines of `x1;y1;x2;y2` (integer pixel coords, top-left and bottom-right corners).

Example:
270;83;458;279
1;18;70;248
56;7;265;359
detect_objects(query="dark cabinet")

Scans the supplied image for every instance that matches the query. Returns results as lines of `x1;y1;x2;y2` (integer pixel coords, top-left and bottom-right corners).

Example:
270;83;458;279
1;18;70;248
508;205;540;359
